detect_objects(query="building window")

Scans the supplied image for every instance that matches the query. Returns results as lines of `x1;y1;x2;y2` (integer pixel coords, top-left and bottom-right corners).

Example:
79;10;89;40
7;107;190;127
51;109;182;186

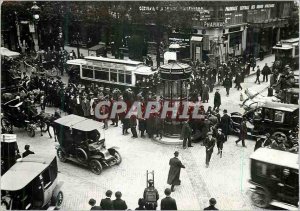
125;74;132;84
82;68;93;78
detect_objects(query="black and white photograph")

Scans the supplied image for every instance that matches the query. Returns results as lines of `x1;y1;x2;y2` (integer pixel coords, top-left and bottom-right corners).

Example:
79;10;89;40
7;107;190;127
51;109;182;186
1;1;299;210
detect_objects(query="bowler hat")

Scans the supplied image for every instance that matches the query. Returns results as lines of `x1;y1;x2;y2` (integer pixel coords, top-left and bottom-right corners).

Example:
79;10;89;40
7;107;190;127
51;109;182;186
174;151;179;155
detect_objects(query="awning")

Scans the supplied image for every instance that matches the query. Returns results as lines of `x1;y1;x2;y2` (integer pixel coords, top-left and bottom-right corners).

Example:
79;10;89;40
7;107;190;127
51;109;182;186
190;36;203;42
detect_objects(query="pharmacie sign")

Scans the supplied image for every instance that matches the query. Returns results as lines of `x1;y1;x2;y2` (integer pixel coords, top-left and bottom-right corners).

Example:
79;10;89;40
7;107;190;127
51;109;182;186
203;21;225;27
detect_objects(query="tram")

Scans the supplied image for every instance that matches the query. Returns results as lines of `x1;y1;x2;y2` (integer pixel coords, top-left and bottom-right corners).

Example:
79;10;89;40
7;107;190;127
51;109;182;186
66;56;157;89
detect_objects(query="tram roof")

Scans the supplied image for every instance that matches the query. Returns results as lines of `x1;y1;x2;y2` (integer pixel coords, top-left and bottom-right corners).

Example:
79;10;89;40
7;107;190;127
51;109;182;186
85;56;143;66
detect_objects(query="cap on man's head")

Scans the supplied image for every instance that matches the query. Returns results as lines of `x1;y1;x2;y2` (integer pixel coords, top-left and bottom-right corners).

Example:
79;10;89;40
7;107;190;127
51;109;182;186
115;191;122;198
106;190;113;197
209;198;217;205
89;198;96;206
25;145;30;150
174;151;179;156
223;109;227;113
164;188;171;196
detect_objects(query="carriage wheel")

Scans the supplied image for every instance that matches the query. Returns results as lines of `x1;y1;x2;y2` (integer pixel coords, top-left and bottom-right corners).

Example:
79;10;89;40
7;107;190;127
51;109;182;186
272;131;287;142
251;188;271;208
1;118;12;133
113;150;122;165
89;159;103;175
27;126;35;137
54;191;64;209
57;148;67;163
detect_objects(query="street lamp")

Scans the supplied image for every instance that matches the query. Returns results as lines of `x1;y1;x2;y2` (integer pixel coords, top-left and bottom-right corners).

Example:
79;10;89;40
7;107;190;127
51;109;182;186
73;32;81;58
31;1;40;51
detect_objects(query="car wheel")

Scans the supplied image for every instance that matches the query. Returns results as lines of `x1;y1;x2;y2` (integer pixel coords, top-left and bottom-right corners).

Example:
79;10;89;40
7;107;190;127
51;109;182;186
27;127;35;137
57;148;67;163
251;188;271;208
54;191;63;209
1;118;12;133
113;150;122;165
272;131;287;142
75;148;88;163
89;159;103;175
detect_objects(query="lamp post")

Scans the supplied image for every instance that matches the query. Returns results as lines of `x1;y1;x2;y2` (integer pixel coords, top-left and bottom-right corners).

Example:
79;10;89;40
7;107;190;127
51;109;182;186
73;32;81;58
31;1;40;51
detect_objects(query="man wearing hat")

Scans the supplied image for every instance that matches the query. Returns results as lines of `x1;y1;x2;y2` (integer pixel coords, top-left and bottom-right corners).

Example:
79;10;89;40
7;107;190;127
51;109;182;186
213;89;221;111
167;151;185;192
235;117;247;147
143;179;159;210
160;188;177;210
100;190;113;210
204;132;216;168
216;128;225;158
204;198;218;210
181;119;193;149
220;109;231;141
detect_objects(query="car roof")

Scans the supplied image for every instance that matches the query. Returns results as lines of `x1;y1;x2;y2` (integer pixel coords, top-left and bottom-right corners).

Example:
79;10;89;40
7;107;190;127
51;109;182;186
250;148;298;170
54;114;103;132
1;155;55;191
262;102;299;112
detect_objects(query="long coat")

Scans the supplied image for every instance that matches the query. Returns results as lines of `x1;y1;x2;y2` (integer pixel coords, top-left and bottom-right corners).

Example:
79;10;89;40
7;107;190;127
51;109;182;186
214;92;221;107
81;100;90;117
239;121;247;140
220;114;231;135
167;157;185;185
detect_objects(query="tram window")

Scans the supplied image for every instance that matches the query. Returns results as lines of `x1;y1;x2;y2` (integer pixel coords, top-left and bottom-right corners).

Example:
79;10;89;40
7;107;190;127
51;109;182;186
110;70;118;82
95;71;109;81
82;68;93;78
119;73;125;83
125;74;132;84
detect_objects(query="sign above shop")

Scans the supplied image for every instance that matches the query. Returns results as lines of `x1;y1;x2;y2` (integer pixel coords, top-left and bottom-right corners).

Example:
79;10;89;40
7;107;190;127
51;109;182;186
203;21;225;27
225;6;238;11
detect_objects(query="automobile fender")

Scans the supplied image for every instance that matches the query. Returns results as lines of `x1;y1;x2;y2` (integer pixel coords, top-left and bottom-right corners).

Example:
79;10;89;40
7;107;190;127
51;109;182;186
107;147;119;154
51;181;64;202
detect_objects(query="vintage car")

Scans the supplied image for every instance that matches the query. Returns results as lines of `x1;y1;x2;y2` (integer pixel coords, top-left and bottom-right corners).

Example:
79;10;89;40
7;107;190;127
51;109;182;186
1;155;64;210
54;114;122;175
1;134;21;175
249;148;298;209
231;102;299;141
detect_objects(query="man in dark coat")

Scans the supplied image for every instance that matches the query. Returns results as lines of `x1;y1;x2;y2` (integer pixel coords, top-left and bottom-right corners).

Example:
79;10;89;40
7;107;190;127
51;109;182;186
100;190;113;210
213;89;221;110
143;179;159;210
202;84;209;103
167;151;185;192
204;198;218;210
139;117;147;138
254;65;261;84
220;109;231;141
223;77;232;96
112;191;127;210
216;128;226;158
204;132;216;168
262;63;271;82
130;114;138;138
160;188;177;210
235;117;247;147
181;120;193;149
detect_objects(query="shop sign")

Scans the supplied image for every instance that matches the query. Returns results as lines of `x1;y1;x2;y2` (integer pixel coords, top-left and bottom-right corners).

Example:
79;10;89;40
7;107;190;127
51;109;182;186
264;4;275;8
250;5;256;9
240;6;249;10
225;6;238;11
256;5;264;9
203;21;225;27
